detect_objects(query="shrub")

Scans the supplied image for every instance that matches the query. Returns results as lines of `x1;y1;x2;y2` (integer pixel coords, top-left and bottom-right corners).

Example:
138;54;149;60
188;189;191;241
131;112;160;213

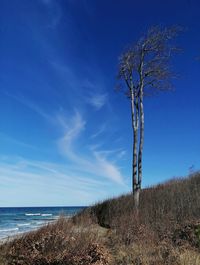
80;172;200;245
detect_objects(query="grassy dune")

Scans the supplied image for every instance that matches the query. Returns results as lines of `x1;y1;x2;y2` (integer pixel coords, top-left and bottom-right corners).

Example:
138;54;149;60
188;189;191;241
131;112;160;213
0;172;200;264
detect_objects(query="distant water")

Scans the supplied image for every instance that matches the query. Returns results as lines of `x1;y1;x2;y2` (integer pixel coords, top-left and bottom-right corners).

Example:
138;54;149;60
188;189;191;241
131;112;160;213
0;206;84;240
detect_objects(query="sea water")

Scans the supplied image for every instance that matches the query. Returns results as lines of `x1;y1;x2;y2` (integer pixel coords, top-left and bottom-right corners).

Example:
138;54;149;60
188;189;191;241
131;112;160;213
0;206;84;240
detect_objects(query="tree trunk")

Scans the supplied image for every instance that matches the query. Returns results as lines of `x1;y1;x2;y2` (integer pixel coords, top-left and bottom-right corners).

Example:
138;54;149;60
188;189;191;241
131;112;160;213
138;94;144;189
130;89;138;194
134;188;140;210
130;85;140;211
138;52;144;192
133;129;138;192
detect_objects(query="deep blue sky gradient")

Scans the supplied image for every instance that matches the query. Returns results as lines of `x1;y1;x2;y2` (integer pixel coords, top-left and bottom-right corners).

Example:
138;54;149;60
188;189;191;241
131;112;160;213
0;0;200;206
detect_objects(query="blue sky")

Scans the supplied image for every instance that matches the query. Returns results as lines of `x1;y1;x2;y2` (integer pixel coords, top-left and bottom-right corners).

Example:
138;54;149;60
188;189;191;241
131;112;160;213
0;0;200;206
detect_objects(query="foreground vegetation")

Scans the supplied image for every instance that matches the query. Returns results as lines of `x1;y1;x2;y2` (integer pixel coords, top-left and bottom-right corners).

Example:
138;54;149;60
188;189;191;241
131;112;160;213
0;172;200;264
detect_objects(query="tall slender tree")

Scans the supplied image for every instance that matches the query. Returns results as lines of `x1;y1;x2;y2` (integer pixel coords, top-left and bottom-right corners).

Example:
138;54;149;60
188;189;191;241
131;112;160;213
118;26;181;208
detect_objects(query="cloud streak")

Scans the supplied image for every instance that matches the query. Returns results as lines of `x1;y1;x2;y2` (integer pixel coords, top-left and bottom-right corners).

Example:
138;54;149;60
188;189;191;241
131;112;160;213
41;0;62;29
57;111;125;185
57;111;86;150
91;124;106;139
87;93;108;110
3;92;53;122
0;156;108;206
0;132;38;150
3;91;124;185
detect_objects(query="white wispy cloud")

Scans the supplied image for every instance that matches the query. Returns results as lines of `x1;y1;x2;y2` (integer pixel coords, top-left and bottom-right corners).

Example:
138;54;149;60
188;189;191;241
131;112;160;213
117;150;127;159
49;60;82;98
40;0;62;29
92;148;126;160
2;91;125;186
48;60;110;113
91;124;106;139
57;111;125;185
0;132;37;150
87;93;108;110
57;110;86;152
93;151;124;184
3;92;52;122
0;156;108;206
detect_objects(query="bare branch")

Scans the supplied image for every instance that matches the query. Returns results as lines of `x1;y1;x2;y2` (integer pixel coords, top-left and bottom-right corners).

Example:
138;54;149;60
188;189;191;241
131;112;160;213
116;25;181;208
117;25;182;97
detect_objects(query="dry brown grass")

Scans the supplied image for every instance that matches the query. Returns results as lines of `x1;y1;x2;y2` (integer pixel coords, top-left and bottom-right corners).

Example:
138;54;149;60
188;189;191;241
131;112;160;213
0;218;110;265
0;172;200;265
111;243;181;265
110;243;200;265
180;250;200;265
76;172;200;264
83;172;200;243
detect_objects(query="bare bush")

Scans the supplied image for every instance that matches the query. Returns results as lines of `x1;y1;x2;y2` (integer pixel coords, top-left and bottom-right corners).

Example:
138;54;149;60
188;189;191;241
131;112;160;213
0;218;110;265
86;172;200;244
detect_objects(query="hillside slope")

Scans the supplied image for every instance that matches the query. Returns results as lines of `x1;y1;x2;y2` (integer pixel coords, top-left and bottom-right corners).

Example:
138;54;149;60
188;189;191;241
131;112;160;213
1;172;200;265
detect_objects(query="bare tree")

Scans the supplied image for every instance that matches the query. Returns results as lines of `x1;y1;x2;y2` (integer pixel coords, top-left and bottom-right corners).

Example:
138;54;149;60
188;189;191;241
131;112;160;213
118;26;181;209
